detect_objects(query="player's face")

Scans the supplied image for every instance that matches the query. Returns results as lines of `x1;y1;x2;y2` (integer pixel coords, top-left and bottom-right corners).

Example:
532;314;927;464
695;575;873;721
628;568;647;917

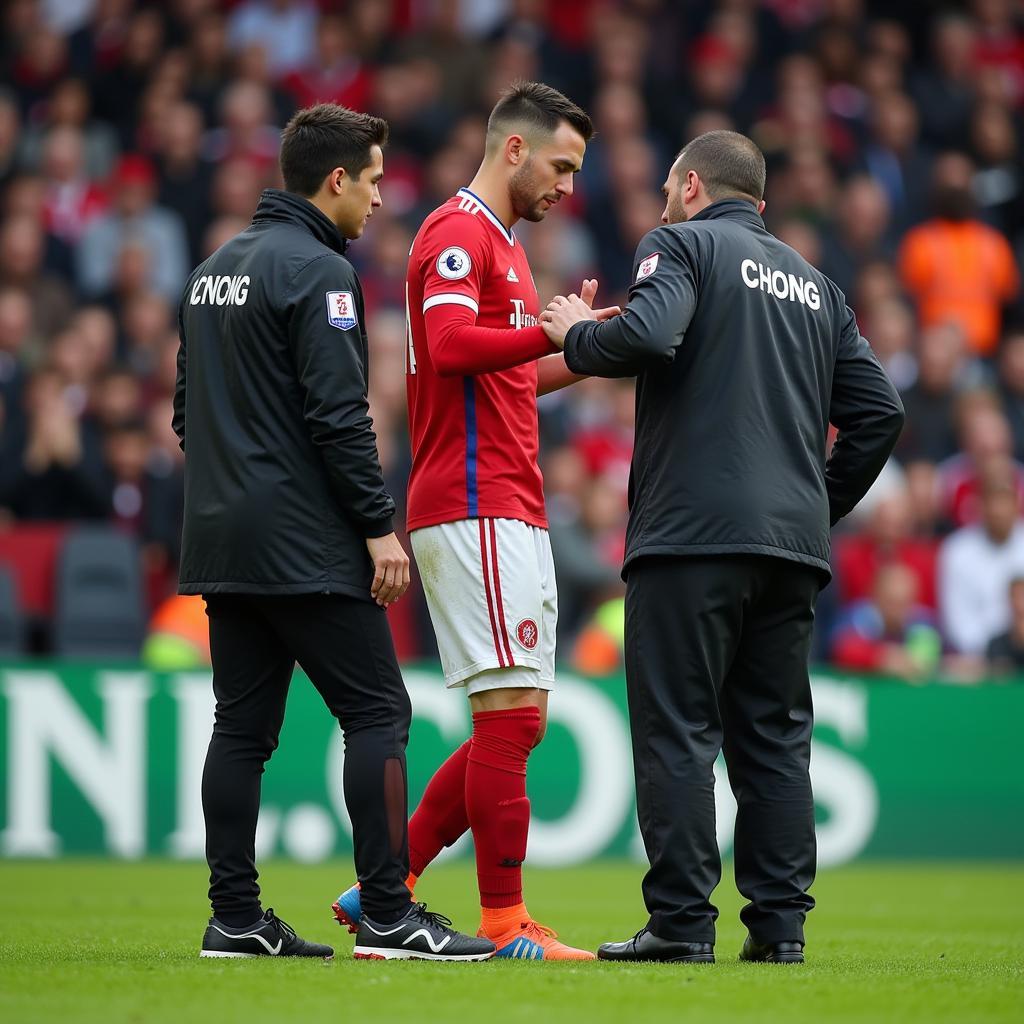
509;123;586;223
336;144;384;239
661;158;687;224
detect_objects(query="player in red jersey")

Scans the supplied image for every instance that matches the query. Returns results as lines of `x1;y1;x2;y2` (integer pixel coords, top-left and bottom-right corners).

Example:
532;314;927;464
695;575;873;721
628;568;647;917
332;82;618;960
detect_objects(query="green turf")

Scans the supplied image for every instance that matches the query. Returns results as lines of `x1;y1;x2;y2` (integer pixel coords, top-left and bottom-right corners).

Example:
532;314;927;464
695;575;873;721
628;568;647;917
1;860;1021;1024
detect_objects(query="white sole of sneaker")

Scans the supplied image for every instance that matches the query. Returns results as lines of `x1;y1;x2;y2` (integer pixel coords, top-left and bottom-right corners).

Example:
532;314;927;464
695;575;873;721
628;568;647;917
199;950;259;958
352;947;494;962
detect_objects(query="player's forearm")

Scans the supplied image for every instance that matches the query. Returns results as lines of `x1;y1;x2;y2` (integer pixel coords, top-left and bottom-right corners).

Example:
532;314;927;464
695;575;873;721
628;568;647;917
426;309;556;376
536;353;587;396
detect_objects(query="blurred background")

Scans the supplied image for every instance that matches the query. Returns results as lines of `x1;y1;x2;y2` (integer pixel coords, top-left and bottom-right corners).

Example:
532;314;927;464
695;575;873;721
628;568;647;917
0;1;1022;868
1;0;1024;683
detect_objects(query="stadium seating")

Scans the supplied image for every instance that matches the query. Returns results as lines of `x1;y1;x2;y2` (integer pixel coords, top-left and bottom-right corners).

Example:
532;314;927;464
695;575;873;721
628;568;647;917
0;565;24;656
52;527;145;658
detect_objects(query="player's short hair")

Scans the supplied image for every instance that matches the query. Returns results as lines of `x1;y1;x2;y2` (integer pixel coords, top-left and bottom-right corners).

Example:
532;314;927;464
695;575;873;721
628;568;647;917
486;81;594;152
280;103;388;197
676;130;766;203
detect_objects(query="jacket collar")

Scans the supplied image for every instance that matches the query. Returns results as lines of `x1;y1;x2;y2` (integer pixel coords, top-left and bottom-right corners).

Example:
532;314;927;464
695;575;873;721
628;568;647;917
688;197;764;227
252;188;348;254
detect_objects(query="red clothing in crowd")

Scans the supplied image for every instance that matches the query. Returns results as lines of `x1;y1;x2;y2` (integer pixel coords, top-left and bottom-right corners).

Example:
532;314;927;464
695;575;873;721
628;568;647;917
833;534;940;609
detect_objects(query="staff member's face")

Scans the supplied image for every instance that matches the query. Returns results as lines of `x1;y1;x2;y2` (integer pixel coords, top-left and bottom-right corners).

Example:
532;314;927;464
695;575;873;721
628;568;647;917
661;158;689;224
332;144;384;239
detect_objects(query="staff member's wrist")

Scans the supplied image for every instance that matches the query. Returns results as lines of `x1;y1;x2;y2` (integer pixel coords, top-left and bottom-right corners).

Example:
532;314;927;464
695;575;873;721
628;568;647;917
562;320;588;373
361;515;394;539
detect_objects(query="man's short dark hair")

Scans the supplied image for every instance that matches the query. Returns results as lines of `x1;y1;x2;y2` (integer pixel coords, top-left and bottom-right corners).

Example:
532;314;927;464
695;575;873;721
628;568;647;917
486;81;593;152
676;130;766;203
280;103;389;197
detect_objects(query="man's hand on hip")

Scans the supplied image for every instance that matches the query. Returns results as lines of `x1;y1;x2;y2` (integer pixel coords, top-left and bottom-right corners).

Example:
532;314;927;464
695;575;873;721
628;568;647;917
365;532;411;607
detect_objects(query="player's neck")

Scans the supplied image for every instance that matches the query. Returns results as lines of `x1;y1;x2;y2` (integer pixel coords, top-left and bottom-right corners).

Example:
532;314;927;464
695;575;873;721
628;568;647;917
464;170;518;231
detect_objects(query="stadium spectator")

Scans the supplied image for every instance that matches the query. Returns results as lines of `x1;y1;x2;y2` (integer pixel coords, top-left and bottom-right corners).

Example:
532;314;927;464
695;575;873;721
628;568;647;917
970;100;1024;238
896;322;976;465
0;368;105;521
39;125;107;246
986;577;1024;676
857;90;932;231
90;7;165;146
201;80;281;168
0;92;21;188
938;468;1024;655
939;396;1024;527
904;459;947;539
819;174;895;299
153;102;214;266
227;0;318;79
17;76;117;181
545;446;623;646
830;563;942;682
76;154;189;304
858;297;916;392
0;215;72;343
833;489;939;610
186;10;232;126
997;330;1024;460
910;13;977;150
283;13;371;113
898;151;1019;357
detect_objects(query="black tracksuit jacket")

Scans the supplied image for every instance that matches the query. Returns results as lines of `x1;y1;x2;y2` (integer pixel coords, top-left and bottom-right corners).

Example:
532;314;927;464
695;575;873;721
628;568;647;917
173;189;395;599
563;199;905;580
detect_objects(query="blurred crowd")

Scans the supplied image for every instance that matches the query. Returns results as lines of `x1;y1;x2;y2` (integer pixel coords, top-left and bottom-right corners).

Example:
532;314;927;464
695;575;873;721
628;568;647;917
1;0;1023;681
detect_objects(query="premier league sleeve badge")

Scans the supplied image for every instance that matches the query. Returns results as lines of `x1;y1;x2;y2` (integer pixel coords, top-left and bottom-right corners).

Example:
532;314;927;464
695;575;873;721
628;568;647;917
325;291;358;330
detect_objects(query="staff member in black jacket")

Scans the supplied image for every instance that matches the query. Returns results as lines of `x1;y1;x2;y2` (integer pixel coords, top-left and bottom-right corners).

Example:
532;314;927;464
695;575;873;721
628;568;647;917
176;104;493;963
542;131;904;965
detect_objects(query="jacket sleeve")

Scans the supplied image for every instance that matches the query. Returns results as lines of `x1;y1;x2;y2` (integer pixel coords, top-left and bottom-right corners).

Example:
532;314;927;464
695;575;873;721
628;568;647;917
172;298;186;452
563;227;697;377
287;254;395;537
826;306;905;526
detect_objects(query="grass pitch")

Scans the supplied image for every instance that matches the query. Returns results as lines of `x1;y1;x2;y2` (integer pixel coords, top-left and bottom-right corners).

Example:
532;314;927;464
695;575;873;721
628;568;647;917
0;860;1021;1024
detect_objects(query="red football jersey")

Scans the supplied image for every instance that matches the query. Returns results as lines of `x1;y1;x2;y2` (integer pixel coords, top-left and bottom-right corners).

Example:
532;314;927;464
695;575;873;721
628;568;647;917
405;188;555;531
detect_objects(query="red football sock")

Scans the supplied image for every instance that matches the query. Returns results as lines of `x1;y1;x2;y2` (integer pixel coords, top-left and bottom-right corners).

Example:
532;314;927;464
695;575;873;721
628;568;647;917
407;739;471;878
466;707;541;909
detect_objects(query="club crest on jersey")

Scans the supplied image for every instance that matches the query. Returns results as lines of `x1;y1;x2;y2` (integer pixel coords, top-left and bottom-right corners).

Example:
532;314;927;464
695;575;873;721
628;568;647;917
437;246;472;280
516;619;539;651
325;290;357;330
636;253;660;281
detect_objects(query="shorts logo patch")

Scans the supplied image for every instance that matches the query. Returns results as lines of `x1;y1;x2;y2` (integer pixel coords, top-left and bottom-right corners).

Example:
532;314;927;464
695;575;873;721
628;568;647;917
516;618;539;651
636;253;660;281
326;290;357;330
436;246;472;280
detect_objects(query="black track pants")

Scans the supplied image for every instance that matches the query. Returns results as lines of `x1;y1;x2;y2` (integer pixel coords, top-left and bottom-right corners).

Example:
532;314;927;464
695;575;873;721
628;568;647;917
202;593;412;924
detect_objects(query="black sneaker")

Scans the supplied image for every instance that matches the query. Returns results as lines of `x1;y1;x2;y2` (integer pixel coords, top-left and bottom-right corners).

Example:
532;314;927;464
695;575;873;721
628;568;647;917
354;903;496;961
200;908;334;960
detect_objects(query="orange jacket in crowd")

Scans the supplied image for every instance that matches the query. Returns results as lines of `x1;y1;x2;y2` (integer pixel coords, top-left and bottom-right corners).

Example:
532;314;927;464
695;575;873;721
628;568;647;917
898;217;1019;356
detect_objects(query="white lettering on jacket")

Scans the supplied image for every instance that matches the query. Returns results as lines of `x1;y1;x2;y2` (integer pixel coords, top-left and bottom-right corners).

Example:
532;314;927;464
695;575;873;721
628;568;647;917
740;259;820;310
189;275;250;306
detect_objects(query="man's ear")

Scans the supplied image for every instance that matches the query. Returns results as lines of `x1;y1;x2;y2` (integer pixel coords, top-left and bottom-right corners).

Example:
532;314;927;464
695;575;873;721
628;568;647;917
329;166;347;194
505;134;527;166
756;199;767;215
685;169;701;202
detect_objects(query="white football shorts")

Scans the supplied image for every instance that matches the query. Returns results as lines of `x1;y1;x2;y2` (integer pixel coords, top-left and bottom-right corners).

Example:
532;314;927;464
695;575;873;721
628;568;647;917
410;517;557;695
